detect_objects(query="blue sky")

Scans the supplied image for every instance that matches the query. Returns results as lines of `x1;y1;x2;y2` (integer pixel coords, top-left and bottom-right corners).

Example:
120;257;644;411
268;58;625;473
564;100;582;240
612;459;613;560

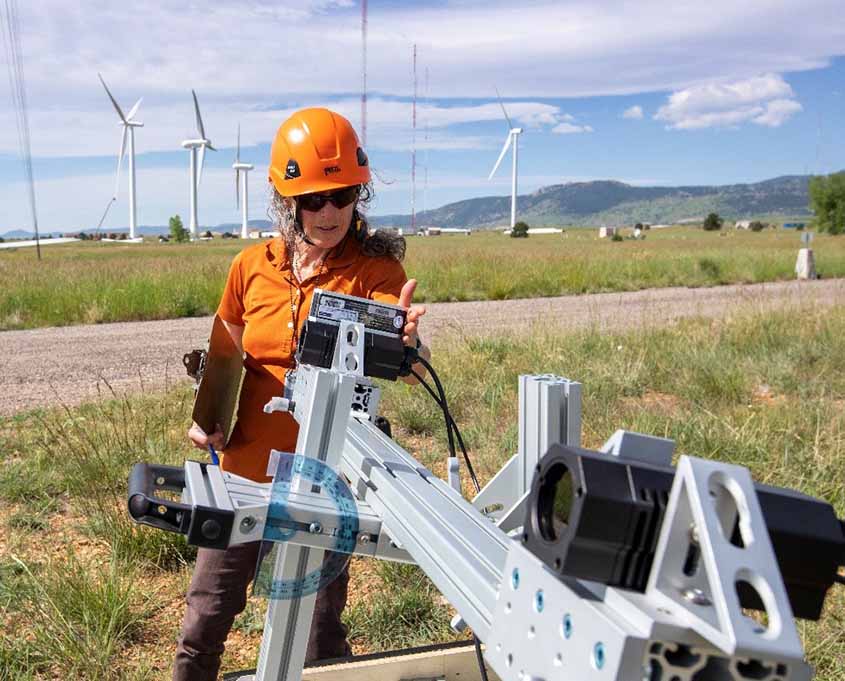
1;0;844;232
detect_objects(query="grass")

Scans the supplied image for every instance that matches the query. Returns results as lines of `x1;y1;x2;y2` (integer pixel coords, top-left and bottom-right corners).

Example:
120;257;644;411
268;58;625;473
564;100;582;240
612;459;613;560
1;304;845;677
2;227;845;330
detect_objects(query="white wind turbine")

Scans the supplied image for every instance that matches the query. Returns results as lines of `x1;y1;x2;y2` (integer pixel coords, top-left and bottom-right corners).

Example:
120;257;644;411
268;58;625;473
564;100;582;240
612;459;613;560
232;124;254;239
98;73;143;240
487;89;523;229
181;90;216;239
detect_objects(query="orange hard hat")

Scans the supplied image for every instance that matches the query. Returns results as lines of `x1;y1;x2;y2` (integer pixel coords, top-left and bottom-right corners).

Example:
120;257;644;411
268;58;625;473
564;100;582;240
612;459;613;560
269;108;370;197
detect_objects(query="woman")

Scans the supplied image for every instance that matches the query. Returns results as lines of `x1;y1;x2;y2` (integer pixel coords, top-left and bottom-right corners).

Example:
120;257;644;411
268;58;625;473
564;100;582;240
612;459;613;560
174;108;429;681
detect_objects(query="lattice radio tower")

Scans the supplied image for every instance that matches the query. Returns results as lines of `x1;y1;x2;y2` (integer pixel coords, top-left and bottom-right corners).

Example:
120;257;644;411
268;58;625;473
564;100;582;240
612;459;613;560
360;0;367;147
411;43;417;234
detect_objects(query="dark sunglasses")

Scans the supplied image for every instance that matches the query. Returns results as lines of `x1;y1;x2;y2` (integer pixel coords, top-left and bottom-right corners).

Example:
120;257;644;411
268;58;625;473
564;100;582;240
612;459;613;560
297;186;360;212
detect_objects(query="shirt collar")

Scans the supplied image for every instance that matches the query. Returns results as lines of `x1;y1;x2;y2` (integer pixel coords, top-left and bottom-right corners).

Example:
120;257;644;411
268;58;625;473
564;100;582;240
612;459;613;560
265;233;361;276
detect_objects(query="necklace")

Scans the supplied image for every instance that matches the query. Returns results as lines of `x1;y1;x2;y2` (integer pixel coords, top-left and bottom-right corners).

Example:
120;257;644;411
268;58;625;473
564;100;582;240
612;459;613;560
287;246;328;355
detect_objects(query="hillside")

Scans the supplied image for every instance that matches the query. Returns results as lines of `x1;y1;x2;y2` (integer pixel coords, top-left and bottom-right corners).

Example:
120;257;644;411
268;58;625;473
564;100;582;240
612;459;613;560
371;174;815;229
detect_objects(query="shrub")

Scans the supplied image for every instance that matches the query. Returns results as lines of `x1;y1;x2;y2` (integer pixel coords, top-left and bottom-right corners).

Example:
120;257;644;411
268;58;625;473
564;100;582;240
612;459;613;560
611;232;624;242
511;221;529;238
703;213;723;231
634;222;643;231
169;215;189;243
749;221;766;232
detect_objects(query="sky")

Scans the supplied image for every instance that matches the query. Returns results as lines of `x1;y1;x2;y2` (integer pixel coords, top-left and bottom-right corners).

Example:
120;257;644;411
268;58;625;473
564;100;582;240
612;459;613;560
1;0;844;232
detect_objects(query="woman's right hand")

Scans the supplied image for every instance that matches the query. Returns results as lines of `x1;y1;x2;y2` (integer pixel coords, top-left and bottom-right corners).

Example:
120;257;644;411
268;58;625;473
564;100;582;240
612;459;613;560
188;421;225;451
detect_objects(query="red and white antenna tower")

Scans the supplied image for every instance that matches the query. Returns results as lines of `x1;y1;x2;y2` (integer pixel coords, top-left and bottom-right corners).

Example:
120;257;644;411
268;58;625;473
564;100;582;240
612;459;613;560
423;65;429;219
411;43;417;234
360;0;367;147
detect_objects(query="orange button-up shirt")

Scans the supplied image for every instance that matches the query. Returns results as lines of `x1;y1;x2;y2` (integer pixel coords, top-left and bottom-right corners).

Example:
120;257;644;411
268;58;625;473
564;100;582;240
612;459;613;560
216;235;407;481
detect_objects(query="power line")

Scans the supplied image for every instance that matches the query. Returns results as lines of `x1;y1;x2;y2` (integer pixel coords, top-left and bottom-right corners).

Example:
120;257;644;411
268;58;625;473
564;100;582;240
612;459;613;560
1;0;41;259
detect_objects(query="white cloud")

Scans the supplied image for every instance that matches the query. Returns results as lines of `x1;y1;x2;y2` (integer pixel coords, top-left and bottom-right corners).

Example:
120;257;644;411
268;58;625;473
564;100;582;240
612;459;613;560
622;105;644;120
552;122;594;134
752;98;804;127
654;74;803;129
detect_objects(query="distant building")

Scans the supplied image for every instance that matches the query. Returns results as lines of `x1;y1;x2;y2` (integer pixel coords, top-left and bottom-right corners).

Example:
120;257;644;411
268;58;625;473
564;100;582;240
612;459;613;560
503;228;564;236
734;220;752;230
598;226;618;238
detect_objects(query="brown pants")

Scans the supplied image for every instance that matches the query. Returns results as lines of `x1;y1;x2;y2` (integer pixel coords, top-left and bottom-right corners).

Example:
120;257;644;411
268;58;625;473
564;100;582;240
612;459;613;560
173;542;351;681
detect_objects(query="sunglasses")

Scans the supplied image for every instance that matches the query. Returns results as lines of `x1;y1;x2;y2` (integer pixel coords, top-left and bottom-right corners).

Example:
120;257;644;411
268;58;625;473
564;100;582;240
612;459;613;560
297;186;360;212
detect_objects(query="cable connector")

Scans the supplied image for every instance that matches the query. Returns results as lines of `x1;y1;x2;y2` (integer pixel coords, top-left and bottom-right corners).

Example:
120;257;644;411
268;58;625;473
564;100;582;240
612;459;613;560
398;342;421;377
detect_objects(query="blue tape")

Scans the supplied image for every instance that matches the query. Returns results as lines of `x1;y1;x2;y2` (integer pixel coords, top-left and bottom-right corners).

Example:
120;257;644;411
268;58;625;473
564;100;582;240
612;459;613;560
254;452;359;600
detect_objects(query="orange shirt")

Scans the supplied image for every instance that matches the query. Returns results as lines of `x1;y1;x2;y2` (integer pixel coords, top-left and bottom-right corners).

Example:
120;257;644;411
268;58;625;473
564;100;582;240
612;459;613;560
216;234;407;482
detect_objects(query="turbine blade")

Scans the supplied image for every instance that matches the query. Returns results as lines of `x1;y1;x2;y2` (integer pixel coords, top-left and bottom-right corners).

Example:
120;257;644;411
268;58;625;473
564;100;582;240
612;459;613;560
236;123;240;163
206;142;217;152
235;168;240;210
98;72;127;122
495;86;513;130
115;126;128;196
488;133;513;180
97;196;115;232
126;97;143;121
192;89;206;139
197;144;206;185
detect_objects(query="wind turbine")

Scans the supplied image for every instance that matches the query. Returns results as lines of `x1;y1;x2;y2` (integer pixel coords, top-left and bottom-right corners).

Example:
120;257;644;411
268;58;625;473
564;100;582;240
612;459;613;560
232;124;253;239
181;90;215;239
487;89;523;229
98;73;143;240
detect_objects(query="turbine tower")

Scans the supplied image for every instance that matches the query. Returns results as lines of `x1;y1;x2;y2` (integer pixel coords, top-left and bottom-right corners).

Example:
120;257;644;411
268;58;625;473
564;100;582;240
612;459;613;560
98;73;143;240
181;90;215;239
487;88;523;229
232;124;253;240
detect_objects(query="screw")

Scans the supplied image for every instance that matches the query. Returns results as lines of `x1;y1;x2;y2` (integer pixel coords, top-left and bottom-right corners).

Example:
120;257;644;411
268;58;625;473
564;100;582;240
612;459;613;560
309;522;322;534
689;523;700;545
155;476;165;486
594;642;605;669
358;533;371;544
239;516;257;533
681;587;712;606
157;505;167;515
511;568;520;590
534;590;544;613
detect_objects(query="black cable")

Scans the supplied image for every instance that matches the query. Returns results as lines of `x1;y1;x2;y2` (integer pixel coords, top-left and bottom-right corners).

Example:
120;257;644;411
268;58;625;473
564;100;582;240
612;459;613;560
410;358;481;493
410;368;470;460
473;635;491;681
412;358;456;460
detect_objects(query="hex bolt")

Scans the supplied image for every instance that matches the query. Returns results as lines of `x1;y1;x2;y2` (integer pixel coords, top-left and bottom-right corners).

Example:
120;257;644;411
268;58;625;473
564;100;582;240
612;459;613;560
511;568;520;590
239;516;257;533
157;505;167;515
309;522;322;534
358;534;371;545
155;476;165;486
593;642;605;669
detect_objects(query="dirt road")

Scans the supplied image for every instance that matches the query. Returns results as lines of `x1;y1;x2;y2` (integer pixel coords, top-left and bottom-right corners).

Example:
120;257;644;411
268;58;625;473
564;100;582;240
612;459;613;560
2;278;843;416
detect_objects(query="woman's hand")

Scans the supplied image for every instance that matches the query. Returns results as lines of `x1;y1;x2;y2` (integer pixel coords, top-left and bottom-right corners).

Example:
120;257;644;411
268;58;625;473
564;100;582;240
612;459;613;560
188;421;225;451
398;279;430;385
398;279;426;348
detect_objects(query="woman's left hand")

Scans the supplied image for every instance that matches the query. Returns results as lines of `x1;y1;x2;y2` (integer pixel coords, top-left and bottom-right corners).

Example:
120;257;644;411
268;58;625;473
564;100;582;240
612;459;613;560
398;279;426;347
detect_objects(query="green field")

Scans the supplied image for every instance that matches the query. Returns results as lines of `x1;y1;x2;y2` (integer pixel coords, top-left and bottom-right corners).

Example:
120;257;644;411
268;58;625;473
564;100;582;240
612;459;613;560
2;304;844;679
2;227;844;330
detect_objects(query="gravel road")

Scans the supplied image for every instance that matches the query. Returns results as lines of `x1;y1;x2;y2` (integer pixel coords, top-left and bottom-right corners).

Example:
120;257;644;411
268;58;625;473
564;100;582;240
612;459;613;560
2;278;843;416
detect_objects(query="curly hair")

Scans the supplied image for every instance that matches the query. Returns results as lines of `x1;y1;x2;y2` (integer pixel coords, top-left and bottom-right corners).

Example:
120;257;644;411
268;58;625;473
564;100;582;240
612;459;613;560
268;183;406;262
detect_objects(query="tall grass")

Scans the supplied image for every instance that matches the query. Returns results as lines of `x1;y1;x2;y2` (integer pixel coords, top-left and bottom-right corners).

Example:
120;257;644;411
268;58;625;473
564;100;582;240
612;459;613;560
3;228;845;329
2;305;845;676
